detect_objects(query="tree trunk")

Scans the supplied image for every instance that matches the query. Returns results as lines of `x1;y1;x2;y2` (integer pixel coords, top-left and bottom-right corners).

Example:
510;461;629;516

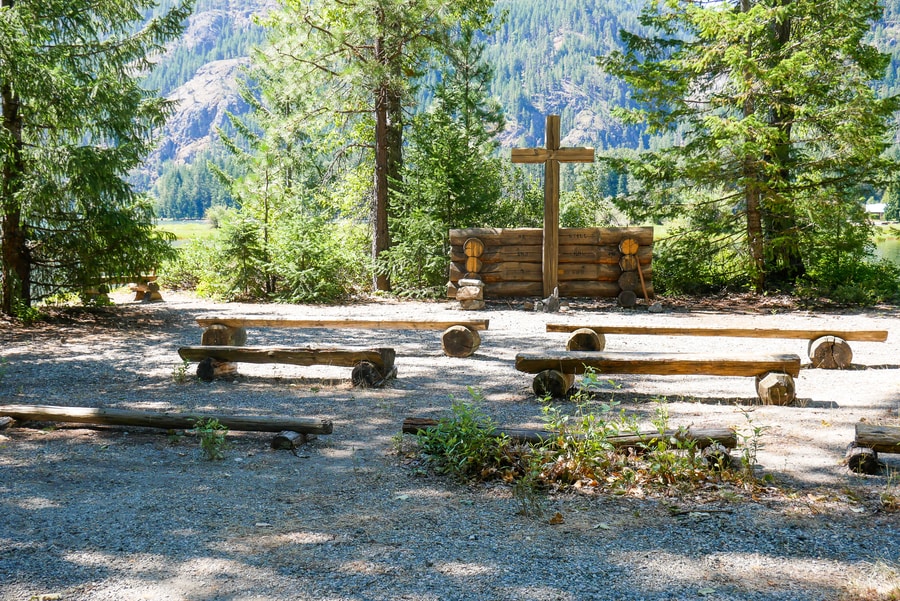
808;336;853;369
1;79;30;316
0;404;333;434
441;325;481;357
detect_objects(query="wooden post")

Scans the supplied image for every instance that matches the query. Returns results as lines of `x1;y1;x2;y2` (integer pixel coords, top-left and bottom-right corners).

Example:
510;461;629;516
511;115;595;297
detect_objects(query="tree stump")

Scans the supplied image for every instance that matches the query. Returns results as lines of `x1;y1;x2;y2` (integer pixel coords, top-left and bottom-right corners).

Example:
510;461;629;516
532;369;575;398
351;361;386;387
756;371;795;405
197;357;238;382
201;324;247;346
271;430;316;451
808;336;853;369
566;328;605;352
441;325;481;357
846;444;880;475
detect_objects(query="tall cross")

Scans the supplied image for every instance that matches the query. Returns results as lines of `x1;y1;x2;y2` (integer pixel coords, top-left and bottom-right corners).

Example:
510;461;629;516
511;115;595;297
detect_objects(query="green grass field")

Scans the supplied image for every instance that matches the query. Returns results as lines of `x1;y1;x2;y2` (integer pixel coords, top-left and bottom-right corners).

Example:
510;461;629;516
156;219;215;242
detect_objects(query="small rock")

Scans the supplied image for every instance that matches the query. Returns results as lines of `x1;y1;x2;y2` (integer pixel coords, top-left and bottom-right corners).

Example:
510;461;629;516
648;302;664;313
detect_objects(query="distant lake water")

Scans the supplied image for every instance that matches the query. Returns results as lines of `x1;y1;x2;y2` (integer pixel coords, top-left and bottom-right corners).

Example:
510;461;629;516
875;237;900;265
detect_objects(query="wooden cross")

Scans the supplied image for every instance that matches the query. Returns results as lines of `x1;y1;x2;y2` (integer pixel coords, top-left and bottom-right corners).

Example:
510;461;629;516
511;115;595;297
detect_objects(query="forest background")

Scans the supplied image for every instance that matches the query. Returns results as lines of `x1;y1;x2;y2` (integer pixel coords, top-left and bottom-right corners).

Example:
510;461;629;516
3;0;900;317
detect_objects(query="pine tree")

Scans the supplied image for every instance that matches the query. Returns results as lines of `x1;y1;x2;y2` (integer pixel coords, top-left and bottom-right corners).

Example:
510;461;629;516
0;0;194;314
600;0;900;293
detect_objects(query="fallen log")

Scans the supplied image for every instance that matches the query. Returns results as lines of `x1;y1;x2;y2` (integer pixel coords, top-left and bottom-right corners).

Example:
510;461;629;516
401;417;736;449
846;444;880;475
0;404;333;435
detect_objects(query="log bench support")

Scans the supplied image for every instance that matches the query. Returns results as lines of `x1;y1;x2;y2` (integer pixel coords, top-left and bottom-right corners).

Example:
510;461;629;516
196;317;490;359
847;423;900;475
178;346;397;387
546;324;888;370
515;351;802;404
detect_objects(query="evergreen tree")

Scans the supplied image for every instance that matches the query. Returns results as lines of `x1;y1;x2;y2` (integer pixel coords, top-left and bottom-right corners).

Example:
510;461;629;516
600;0;900;293
254;0;496;291
385;25;505;294
0;0;194;314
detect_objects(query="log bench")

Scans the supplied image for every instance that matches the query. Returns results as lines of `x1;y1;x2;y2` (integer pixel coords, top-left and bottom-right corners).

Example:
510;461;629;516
546;323;888;369
83;275;163;302
846;423;900;475
515;350;802;404
195;317;490;358
178;345;397;386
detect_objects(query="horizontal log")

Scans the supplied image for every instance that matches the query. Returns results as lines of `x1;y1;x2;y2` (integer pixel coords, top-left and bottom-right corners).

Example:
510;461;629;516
450;245;543;264
401;417;735;449
197;317;489;331
179;346;396;370
855;423;900;454
514;351;802;377
449;227;654;247
558;281;631;298
0;404;333;434
452;262;543;283
484;282;544;297
450;244;653;266
544;324;887;342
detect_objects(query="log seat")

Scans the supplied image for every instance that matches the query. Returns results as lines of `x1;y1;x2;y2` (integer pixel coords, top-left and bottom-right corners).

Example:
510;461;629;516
195;317;490;358
515;350;802;404
847;423;900;475
546;323;888;369
178;345;397;387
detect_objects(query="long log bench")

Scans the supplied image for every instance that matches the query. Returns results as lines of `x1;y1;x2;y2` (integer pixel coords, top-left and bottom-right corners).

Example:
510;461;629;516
195;317;489;358
178;345;397;386
515;350;802;404
546;323;888;369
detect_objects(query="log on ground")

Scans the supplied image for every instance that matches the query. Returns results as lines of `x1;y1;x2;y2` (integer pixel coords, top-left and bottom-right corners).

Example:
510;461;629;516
401;417;736;449
846;444;880;475
441;326;481;358
0;404;333;434
566;328;605;352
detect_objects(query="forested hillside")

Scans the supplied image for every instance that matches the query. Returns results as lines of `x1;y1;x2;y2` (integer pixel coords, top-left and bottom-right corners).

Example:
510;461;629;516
143;0;900;219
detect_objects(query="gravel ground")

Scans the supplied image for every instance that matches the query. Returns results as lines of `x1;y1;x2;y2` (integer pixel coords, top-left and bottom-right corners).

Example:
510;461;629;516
1;290;899;601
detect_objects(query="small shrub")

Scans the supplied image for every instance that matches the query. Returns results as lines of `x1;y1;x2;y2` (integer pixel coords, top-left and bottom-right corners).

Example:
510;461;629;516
191;417;229;461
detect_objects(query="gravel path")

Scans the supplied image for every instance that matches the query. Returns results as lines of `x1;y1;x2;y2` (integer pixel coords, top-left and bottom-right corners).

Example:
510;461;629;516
1;291;899;601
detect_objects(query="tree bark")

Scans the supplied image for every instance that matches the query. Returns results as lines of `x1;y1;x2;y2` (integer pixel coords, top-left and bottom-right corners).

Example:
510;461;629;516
1;78;30;315
0;404;333;434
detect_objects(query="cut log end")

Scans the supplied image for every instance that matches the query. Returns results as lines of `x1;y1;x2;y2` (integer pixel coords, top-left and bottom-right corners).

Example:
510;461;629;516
617;290;638;308
271;430;316;451
197;357;238;382
846;444;880;475
441;325;481;357
351;361;396;388
566;328;606;352
808;336;853;369
201;324;248;346
532;369;575;399
756;371;796;405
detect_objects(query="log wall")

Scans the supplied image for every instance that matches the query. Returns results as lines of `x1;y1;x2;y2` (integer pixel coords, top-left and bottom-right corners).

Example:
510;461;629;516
447;227;654;299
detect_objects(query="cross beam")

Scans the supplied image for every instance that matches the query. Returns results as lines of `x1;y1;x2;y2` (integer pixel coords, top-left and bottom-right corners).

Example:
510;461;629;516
511;115;594;297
